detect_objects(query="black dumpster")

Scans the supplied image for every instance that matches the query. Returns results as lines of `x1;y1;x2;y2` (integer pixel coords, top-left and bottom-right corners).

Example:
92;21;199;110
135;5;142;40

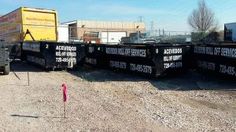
84;44;106;68
193;44;236;78
21;41;86;70
84;43;192;77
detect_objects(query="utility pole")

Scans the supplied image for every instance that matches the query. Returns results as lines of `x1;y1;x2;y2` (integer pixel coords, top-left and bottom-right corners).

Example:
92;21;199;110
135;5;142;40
138;16;144;22
150;21;154;37
136;26;140;43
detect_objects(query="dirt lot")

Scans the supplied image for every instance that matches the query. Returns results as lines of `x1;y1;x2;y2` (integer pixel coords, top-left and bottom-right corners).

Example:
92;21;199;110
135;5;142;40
0;62;235;132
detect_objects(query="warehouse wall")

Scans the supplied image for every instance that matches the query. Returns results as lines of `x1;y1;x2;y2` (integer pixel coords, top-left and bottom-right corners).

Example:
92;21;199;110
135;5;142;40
66;20;146;44
58;25;69;42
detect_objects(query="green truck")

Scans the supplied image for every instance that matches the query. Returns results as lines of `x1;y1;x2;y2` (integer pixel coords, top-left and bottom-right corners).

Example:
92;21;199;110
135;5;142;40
0;41;10;75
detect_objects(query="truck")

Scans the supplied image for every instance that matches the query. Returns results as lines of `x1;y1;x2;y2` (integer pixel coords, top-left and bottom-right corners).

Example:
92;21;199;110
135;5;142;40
0;41;10;75
120;32;157;44
0;7;58;43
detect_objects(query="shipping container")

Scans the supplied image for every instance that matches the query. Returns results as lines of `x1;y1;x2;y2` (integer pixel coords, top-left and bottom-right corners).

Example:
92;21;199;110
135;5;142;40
0;7;58;43
21;42;85;70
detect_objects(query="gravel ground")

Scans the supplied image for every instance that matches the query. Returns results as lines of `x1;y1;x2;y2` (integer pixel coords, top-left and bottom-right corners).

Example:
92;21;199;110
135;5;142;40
0;62;235;132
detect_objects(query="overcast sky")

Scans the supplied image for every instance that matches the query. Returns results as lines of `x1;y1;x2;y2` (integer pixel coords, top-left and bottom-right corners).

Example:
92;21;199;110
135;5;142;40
0;0;236;31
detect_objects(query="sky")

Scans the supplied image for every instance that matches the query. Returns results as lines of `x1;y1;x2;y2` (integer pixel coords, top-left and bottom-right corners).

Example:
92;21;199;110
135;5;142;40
0;0;236;31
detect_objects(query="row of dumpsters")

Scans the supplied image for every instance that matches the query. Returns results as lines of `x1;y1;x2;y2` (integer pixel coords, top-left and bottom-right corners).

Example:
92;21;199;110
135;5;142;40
1;7;235;79
20;42;236;79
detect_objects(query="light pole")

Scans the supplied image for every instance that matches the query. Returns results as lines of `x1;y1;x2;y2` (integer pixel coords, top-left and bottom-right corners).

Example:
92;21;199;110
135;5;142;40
136;26;140;43
81;25;85;43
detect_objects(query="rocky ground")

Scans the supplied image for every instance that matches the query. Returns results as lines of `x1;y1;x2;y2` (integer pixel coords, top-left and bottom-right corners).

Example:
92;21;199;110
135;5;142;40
0;62;235;132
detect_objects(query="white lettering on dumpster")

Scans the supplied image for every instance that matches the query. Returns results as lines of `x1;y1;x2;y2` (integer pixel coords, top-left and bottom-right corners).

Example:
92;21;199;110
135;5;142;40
106;47;146;57
164;48;182;55
130;63;152;74
55;45;77;63
22;43;40;52
197;61;216;71
194;46;205;54
221;48;236;58
106;48;118;55
219;64;236;76
197;60;236;76
164;62;182;69
214;47;221;56
130;49;146;57
88;47;95;53
85;57;97;65
56;46;76;51
163;55;182;62
194;46;236;58
110;60;127;69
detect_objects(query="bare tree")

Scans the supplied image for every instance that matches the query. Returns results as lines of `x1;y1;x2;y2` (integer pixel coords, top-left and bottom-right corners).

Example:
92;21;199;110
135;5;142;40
188;0;217;32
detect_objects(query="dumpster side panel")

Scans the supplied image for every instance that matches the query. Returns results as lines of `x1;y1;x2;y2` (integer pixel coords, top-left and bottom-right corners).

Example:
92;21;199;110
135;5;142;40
22;42;46;67
104;45;155;76
84;44;191;77
194;44;236;78
22;42;85;69
84;44;107;68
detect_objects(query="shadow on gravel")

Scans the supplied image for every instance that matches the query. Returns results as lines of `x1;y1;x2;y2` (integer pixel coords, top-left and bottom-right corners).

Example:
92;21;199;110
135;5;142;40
10;61;44;73
70;67;236;91
150;72;236;91
11;114;39;119
9;61;236;91
11;114;64;119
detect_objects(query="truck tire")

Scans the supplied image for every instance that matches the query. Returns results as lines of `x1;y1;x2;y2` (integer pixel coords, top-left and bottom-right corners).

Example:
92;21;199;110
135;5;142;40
3;64;10;75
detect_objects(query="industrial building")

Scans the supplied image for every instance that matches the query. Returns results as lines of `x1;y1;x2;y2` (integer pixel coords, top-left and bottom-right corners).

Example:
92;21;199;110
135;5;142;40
63;20;146;44
224;23;236;42
58;24;69;42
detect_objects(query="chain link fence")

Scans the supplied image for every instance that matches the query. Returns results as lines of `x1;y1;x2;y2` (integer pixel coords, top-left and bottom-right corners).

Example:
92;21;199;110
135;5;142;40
0;22;195;44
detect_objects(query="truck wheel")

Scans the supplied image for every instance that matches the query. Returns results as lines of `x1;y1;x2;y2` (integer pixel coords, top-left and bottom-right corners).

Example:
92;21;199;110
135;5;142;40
3;64;10;75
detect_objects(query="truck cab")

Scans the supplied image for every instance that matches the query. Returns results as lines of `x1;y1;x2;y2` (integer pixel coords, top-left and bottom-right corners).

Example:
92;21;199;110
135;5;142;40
0;41;10;75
